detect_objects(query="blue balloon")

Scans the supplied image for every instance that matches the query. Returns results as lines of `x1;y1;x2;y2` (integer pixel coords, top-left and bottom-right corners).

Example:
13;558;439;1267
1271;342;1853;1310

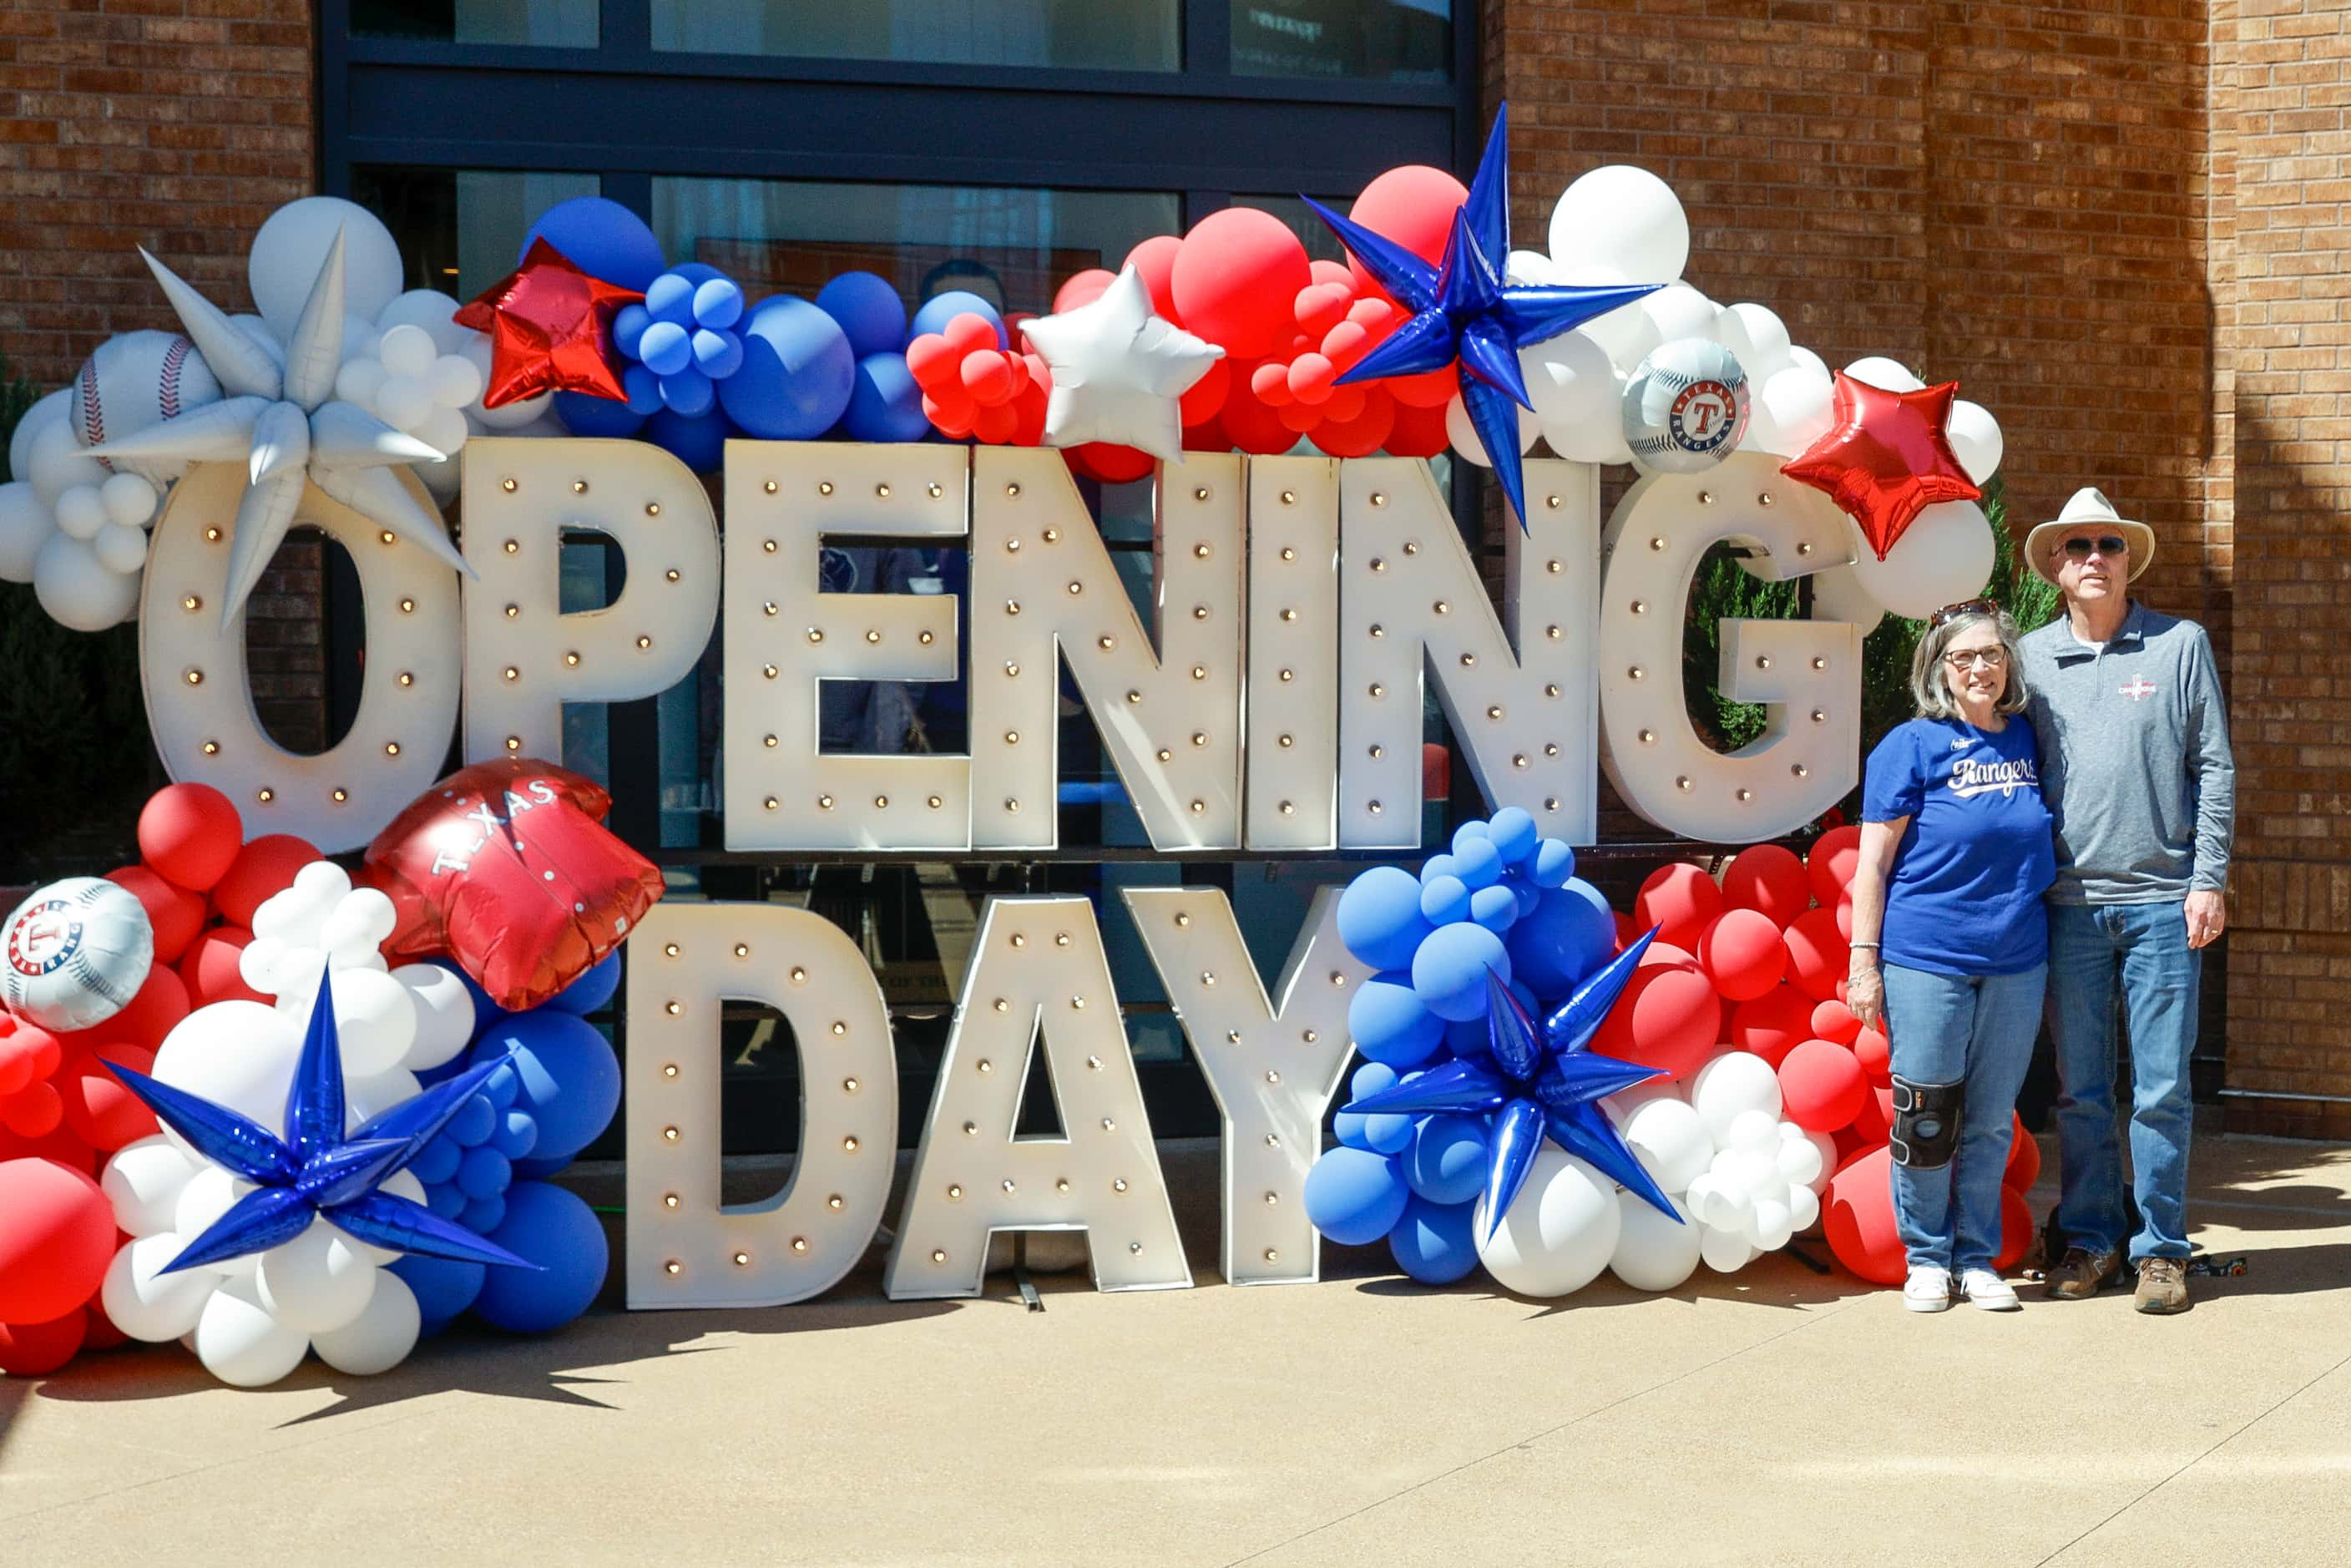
638;319;692;377
720;295;856;439
641;404;734;473
1510;878;1542;919
508;1156;571;1181
906;290;1006;350
1332;1108;1373;1150
1452;837;1504;889
817;271;910;359
644;272;696;326
1506;883;1617;997
470;1009;622;1163
620;363;664;416
1411;921;1511;1022
1469;883;1519;933
461;1194;508;1236
474;1182;609;1334
1302;1148;1410;1247
1444;1014;1493;1061
1405;1115;1489;1205
447;1093;497;1149
1347;971;1443;1068
1418;852;1459;888
660;367;714;417
480;1059;521;1112
694;276;745;331
1530;837;1576;889
665;261;726;289
842;352;932;443
614;303;653;359
493;1109;540;1161
1363;1110;1416;1156
1351;1061;1398;1101
692;326;744;379
519;196;665;291
458;1144;512;1201
1418;874;1471;927
1337;865;1434;973
1452;821;1493;852
1388;1195;1481;1283
1486;807;1539;864
552;389;645;438
548;953;621;1017
408;1133;463;1186
424;1181;467;1220
390;1253;486;1332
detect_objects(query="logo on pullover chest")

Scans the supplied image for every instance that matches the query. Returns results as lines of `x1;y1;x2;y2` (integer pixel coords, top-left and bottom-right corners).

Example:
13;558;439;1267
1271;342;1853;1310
2119;676;2158;702
1948;754;2039;799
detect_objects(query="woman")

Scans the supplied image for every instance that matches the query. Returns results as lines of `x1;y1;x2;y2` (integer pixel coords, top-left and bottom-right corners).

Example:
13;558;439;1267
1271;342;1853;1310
1848;599;2055;1313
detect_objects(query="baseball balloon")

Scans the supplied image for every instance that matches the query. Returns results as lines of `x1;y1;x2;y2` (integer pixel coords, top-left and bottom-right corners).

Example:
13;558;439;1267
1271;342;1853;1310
1622;338;1749;473
70;330;222;484
3;877;154;1032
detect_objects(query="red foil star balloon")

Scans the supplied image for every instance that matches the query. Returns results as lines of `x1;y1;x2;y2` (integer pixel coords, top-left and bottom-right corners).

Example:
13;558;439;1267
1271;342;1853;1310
454;238;644;408
1779;373;1983;559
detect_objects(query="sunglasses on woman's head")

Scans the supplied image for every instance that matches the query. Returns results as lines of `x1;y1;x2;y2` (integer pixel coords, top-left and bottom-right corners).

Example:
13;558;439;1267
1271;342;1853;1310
2061;535;2128;560
1929;598;1996;628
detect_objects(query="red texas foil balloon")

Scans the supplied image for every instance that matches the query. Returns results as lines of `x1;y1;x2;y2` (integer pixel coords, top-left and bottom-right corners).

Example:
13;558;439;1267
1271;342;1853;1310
360;758;663;1011
1777;373;1982;560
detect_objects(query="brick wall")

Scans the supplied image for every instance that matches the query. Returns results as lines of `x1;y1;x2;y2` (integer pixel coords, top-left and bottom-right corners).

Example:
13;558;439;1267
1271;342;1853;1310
0;0;325;751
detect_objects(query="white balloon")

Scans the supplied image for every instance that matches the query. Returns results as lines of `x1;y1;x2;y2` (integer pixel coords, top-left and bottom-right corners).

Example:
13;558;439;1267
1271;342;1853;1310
256;1222;379;1333
33;531;139;630
334;357;387;411
1806;564;1887;639
1600;1075;1683;1126
277;964;416;1078
1843;356;1924;393
99;471;159;528
1716;304;1792;382
1621;1097;1714;1194
1541;370;1636;464
428;353;484;410
101;1234;216;1343
28;417;109;508
1697;1182;1748;1234
1698;1222;1757;1273
1689;1051;1783;1145
172;1167;253;1272
1799;1129;1838;1195
340;313;382;365
410;404;469;462
53;484;106;541
94;521;149;575
337;1171;426;1268
1760;364;1835;455
472;385;551;430
0;481;51;583
103;1136;199;1237
1774;1131;1826;1189
195;1274;311;1387
255;862;348;943
154;999;306;1143
1444;392;1538;468
377;288;466;352
377;324;438;381
1474;1146;1621;1298
1787;345;1828;379
1609;1189;1703;1292
1555;265;1646;365
346;1069;422;1134
250;195;405;342
1745;1196;1795;1252
1640;284;1719;346
1521;330;1615;431
1947;398;2004;486
376;373;433;432
395;964;477;1071
313;1271;421;1376
9;387;70;483
1549;164;1690;283
1726;1108;1780;1152
1788;1181;1822;1232
319;886;397;954
1845;500;1995;620
232;313;287;369
1716;1145;1780;1201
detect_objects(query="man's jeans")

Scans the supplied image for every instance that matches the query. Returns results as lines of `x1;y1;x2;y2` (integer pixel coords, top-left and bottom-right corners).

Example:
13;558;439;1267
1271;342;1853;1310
2047;900;2201;1261
1882;962;2047;1273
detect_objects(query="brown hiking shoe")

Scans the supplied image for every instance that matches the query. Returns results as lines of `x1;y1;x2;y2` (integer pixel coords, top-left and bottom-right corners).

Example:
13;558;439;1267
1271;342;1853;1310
2043;1246;2122;1300
2134;1257;2190;1315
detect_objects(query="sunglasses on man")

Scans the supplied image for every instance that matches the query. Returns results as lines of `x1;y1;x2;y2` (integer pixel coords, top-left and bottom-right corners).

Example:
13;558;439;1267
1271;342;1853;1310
2060;534;2128;560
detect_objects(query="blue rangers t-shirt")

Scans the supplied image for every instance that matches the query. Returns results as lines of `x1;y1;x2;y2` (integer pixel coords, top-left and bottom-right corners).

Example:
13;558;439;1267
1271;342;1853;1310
1861;716;2056;977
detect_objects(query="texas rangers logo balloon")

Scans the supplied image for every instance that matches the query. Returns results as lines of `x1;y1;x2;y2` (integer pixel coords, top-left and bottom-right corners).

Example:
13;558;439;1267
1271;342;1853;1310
1623;338;1751;474
1;877;154;1032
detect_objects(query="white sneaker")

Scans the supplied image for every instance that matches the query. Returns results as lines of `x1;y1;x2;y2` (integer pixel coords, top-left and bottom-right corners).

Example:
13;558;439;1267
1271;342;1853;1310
1904;1265;1954;1313
1959;1268;2020;1311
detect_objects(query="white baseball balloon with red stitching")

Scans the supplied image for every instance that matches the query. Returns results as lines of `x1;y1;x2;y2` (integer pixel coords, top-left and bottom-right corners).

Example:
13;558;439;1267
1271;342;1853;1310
68;329;222;484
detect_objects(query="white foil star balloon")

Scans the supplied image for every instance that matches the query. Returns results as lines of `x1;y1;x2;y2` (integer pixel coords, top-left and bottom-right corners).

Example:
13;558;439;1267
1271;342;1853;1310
83;227;474;627
1019;264;1223;463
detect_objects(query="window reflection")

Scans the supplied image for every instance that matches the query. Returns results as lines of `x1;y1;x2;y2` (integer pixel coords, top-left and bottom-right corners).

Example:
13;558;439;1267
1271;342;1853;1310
351;0;599;45
351;166;602;297
651;0;1179;70
1231;0;1451;81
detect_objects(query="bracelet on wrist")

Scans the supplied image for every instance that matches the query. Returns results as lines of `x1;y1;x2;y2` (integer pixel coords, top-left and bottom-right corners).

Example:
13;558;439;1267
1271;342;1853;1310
1850;941;1880;952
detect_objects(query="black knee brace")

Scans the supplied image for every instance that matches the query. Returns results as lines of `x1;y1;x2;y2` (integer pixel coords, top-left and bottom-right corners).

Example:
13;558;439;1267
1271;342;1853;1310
1890;1075;1963;1169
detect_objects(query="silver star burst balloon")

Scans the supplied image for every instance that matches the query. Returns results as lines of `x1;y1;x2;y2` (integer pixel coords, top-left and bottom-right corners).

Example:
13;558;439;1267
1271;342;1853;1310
84;227;474;627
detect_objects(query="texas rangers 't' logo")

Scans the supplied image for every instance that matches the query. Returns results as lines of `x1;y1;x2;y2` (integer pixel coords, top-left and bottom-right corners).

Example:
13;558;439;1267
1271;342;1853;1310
6;899;82;978
1666;380;1739;456
2119;677;2158;702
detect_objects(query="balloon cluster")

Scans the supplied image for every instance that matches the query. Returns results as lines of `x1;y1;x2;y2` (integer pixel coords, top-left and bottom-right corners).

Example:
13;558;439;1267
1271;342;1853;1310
906;301;1049;450
617;266;748;418
331;293;518;503
0;784;318;1375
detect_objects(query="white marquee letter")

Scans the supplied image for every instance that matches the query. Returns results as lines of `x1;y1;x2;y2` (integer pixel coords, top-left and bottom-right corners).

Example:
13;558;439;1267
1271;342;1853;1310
1245;456;1341;848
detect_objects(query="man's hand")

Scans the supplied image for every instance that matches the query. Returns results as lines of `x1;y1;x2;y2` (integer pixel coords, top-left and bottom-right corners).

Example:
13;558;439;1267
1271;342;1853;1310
2186;890;2227;950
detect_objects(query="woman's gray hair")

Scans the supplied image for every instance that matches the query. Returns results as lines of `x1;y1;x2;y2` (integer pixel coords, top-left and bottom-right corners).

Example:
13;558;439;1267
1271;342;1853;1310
1909;606;2030;720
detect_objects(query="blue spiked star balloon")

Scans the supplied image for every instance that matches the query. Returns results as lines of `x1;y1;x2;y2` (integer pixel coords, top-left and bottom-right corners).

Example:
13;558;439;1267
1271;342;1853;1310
110;969;541;1277
1342;926;1677;1245
1304;104;1660;529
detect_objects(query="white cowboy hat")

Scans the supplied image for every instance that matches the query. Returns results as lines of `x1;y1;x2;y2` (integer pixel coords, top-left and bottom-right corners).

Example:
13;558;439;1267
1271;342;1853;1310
2025;487;2156;586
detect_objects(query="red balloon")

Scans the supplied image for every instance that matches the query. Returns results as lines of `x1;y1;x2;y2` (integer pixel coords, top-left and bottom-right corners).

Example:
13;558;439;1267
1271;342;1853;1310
1823;1145;1905;1285
1383;397;1451;458
1782;907;1849;1002
135;782;244;893
91;964;187;1055
1178;356;1231;426
80;1298;127;1353
923;387;977;438
1852;1026;1890;1083
904;331;960;392
1181;414;1229;454
1996;1186;2034;1271
0;1309;88;1378
1593;943;1722;1081
1778;1039;1868;1133
0;1121;97;1177
1010;378;1050;447
177;926;264;1009
361;758;665;1013
2005;1113;2041;1192
1068;443;1156;484
1834;888;1856;943
941;312;998;358
1779;375;1983;561
1170;209;1312;359
3;1081;63;1140
1807;824;1863;908
1307;386;1396;458
0;1015;59;1098
55;1044;157;1152
1123;235;1185;323
1218;372;1301;456
1849;1082;1895;1147
209;833;321;928
0;1158;114;1324
969;398;1013;444
1722;844;1811;928
1052;267;1117;315
1727;984;1814;1069
1696;908;1790;1002
103;865;204;965
1388;365;1459;409
1810;998;1862;1045
1633;863;1724;953
959;350;1015;407
1343;164;1470;301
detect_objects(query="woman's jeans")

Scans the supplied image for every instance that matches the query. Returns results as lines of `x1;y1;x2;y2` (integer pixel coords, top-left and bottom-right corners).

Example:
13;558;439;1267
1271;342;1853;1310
2045;900;2201;1262
1882;962;2048;1272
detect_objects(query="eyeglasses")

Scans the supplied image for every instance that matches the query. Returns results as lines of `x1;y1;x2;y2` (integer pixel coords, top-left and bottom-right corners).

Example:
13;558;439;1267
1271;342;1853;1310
1943;648;2008;670
2060;535;2128;561
1929;598;1995;628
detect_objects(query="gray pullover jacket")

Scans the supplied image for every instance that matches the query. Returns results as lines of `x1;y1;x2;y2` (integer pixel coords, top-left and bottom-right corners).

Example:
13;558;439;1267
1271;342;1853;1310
2018;602;2234;904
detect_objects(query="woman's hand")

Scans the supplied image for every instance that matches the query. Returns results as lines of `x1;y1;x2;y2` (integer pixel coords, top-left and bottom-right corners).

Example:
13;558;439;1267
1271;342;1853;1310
1847;961;1885;1032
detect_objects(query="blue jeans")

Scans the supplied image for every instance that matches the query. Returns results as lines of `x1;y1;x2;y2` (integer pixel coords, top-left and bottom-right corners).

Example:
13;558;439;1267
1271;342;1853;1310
2046;901;2201;1261
1881;962;2047;1272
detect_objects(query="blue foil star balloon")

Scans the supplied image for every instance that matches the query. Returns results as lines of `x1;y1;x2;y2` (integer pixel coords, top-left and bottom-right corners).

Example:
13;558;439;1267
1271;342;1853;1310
1303;103;1661;529
1344;927;1676;1245
110;969;542;1277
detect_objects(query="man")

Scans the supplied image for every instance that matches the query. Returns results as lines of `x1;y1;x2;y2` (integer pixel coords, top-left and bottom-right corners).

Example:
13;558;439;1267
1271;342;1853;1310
2018;488;2234;1314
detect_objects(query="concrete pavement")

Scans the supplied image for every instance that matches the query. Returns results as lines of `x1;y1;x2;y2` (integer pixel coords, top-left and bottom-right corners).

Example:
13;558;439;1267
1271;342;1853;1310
3;1130;2348;1567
